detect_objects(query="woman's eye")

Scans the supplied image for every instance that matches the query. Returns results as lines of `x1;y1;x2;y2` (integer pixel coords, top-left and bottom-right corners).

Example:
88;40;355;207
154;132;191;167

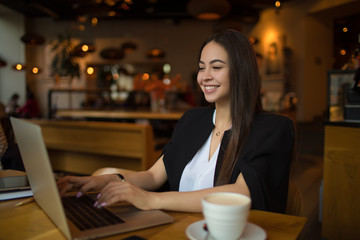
198;67;205;71
213;66;222;70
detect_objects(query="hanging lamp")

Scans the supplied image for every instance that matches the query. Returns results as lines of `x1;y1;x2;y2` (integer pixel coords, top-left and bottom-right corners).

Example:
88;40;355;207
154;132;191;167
100;47;124;60
187;0;231;20
146;48;166;59
121;41;138;54
0;59;7;67
20;33;45;45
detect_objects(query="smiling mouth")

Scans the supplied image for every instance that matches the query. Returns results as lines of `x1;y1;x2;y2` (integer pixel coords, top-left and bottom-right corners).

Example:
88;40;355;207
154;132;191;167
204;86;219;91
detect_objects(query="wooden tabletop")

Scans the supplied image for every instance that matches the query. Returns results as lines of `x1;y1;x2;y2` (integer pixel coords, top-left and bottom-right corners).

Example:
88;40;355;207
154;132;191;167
55;109;185;120
0;197;306;240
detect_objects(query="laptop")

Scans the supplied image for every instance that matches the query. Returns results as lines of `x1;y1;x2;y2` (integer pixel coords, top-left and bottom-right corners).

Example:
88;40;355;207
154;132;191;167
10;117;174;240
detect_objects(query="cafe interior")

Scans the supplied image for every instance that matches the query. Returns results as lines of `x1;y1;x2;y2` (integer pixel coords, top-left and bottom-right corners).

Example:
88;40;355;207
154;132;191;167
0;0;360;239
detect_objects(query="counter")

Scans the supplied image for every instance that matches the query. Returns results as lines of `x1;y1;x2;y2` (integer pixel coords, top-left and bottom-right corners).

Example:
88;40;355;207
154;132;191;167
322;121;360;239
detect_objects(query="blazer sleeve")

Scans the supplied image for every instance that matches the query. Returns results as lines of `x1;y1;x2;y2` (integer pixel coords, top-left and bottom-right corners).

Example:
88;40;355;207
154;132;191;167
232;112;295;213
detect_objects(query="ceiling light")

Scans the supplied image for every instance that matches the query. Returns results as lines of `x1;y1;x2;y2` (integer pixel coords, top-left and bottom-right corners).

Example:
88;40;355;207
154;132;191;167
187;0;231;20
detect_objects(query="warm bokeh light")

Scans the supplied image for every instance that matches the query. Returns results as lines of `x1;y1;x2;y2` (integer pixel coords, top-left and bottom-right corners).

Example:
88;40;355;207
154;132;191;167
113;73;120;80
340;49;347;55
142;73;150;81
15;64;23;70
342;27;348;33
152;49;161;56
91;17;98;26
197;13;221;20
32;67;39;74
275;1;281;8
78;24;85;31
87;67;94;75
108;11;116;17
249;36;258;45
82;44;89;52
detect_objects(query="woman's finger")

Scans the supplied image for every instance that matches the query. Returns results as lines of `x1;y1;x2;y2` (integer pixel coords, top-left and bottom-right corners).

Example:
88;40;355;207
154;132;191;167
96;182;127;207
59;182;75;196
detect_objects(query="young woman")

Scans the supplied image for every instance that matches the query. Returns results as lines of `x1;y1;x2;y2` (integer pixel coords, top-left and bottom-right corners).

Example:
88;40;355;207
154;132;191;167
57;29;295;213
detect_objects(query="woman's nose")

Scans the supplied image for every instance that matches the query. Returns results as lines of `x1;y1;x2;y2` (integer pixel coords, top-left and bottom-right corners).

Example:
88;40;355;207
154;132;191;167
201;69;212;81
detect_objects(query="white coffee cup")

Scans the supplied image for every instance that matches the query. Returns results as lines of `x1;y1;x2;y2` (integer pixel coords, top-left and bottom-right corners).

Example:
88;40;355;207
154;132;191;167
202;192;251;240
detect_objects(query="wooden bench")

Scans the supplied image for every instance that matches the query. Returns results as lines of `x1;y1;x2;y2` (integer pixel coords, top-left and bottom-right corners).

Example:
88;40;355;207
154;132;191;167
28;120;161;175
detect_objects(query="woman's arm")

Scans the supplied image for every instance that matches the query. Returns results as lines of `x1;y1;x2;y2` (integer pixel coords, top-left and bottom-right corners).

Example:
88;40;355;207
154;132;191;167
57;156;168;196
96;171;250;212
151;172;249;212
123;155;168;191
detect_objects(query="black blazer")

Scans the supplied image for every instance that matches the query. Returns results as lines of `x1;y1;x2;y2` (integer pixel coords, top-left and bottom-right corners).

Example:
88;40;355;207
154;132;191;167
162;106;295;213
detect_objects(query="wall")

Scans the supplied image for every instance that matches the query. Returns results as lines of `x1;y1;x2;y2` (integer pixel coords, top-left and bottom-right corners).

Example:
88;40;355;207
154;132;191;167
0;5;26;106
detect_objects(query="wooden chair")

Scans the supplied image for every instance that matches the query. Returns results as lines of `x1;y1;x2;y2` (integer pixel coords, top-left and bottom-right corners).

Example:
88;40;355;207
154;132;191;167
286;181;304;217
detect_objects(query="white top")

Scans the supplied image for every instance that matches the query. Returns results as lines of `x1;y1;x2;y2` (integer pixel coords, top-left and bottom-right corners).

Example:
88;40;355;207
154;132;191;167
179;110;219;191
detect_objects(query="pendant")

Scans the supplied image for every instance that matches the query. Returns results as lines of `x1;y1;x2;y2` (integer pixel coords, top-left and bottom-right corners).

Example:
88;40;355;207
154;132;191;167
215;131;221;136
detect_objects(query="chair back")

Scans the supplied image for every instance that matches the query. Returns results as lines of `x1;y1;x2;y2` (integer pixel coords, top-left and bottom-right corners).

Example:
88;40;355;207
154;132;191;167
286;181;304;216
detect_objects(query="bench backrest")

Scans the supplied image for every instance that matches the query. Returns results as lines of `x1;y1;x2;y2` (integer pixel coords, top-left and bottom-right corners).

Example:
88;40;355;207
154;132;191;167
28;120;158;172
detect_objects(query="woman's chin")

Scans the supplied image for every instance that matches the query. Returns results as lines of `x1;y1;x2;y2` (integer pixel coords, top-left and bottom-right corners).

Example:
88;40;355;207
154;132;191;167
204;96;216;103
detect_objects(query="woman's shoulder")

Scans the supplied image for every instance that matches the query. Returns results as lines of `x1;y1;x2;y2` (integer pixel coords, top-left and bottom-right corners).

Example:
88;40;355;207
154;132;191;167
252;111;295;137
254;111;294;126
181;106;214;119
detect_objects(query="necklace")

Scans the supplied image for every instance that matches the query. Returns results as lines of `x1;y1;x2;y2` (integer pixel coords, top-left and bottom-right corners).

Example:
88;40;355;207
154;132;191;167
214;125;230;136
214;123;231;137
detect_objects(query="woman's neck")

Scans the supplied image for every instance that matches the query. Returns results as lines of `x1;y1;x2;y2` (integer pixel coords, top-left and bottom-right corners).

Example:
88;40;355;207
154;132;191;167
214;105;232;131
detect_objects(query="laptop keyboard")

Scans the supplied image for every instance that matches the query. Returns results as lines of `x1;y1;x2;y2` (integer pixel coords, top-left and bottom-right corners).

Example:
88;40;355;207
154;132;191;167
62;195;125;231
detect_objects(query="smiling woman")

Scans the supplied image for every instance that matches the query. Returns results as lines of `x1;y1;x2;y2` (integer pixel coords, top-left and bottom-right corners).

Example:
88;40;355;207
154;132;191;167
57;29;295;214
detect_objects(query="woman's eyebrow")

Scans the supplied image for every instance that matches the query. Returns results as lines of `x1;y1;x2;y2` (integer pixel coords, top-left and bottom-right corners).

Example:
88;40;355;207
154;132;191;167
210;59;226;64
199;59;226;64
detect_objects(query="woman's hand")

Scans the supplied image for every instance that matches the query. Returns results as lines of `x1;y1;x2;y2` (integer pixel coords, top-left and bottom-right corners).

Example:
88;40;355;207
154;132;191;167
57;174;119;197
95;181;158;211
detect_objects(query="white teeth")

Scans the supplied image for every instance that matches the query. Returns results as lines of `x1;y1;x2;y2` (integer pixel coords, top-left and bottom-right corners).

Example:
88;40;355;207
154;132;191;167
205;86;217;90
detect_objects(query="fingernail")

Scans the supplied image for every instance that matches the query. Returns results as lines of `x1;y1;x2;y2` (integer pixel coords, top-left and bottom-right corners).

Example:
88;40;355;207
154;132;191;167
76;192;82;198
97;202;106;208
97;193;101;199
93;201;98;207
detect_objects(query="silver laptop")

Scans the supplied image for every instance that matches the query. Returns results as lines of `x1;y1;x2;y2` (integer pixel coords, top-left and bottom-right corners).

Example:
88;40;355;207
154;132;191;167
10;117;173;240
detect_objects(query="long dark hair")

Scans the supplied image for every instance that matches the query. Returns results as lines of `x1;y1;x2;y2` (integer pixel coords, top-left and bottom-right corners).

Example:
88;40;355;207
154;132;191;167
199;29;263;185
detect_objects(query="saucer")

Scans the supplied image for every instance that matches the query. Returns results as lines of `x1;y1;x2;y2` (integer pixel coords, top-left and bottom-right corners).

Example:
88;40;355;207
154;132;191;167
186;220;266;240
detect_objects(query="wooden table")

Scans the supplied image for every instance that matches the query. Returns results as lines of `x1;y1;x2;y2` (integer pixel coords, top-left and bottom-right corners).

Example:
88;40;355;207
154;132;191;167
0;197;306;240
55;109;185;120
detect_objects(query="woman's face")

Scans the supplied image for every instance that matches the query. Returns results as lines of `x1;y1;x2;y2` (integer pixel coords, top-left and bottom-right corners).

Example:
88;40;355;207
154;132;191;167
197;41;230;105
